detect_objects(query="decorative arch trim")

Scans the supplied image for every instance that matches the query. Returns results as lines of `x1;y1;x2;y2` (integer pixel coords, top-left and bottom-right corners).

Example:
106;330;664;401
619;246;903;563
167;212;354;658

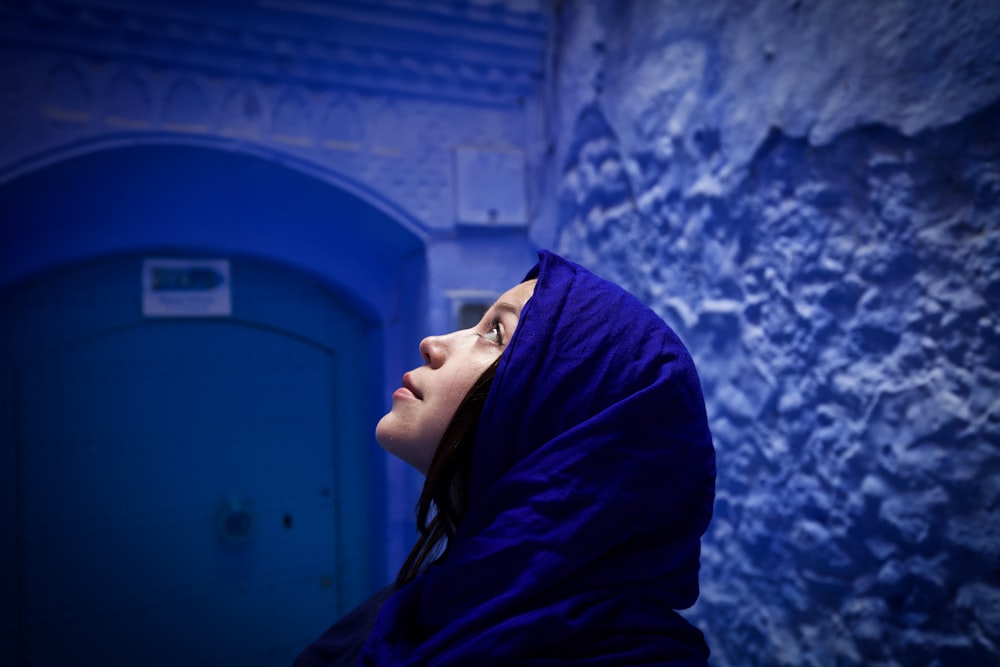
0;132;433;242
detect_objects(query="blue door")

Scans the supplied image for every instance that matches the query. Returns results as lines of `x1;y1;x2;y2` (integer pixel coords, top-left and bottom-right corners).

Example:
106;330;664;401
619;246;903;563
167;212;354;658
2;255;375;666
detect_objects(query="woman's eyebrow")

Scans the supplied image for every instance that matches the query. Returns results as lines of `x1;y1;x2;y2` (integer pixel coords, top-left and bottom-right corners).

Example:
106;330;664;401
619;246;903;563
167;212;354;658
492;301;522;319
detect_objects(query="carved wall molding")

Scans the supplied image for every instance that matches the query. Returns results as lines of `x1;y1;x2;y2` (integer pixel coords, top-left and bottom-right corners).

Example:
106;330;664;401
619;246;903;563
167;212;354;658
0;46;537;231
0;0;544;234
0;0;547;107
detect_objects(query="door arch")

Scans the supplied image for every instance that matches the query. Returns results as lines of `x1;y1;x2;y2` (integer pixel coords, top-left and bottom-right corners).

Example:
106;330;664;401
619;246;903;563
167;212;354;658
0;144;427;666
0;140;427;324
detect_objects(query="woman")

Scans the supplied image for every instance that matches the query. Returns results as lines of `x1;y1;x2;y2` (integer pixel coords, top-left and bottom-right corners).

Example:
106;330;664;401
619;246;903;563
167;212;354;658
297;250;715;666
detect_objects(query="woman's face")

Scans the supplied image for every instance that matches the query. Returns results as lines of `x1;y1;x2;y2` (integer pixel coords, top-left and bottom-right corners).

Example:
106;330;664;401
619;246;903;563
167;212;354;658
376;279;537;474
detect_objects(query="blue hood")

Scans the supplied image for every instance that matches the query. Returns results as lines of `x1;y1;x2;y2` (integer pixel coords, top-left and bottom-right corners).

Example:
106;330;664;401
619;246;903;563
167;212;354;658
364;250;716;666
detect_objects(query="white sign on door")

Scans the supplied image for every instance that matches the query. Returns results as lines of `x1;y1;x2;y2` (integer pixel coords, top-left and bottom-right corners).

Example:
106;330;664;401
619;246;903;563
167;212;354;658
142;258;232;317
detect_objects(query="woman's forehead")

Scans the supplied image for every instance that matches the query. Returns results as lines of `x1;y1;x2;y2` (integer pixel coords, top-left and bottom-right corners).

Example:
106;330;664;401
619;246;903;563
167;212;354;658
497;278;537;310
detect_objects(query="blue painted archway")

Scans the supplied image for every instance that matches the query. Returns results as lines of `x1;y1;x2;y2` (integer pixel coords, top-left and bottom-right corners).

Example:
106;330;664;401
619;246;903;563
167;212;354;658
0;141;427;666
0;137;428;318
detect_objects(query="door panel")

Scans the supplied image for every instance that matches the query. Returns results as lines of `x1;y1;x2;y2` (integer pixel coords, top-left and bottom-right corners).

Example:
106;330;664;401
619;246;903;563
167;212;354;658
19;322;338;665
4;255;374;667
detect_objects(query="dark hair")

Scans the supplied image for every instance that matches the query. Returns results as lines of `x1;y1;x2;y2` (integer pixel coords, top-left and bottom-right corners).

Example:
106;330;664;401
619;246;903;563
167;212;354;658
396;356;501;586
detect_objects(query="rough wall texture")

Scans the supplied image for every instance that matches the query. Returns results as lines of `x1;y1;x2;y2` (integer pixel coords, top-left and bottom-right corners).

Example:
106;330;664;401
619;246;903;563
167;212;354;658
547;1;1000;665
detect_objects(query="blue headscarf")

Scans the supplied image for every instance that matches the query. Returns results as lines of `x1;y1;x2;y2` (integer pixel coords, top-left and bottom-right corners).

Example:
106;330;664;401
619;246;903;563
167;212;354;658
362;250;716;665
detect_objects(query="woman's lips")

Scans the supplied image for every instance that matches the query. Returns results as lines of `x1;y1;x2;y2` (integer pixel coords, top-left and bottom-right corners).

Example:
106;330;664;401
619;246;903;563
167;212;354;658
400;372;422;400
393;386;417;400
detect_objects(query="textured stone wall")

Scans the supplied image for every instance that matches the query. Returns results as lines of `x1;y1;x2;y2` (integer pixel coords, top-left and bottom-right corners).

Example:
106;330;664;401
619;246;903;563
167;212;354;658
545;1;1000;665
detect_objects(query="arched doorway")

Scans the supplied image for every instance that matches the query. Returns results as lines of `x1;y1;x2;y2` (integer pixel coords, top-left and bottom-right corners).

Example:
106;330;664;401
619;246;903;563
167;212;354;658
0;144;426;666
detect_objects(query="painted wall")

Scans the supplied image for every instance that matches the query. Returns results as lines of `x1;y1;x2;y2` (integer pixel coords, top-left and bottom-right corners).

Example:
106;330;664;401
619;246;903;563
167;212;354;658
1;4;549;661
542;1;999;665
0;0;548;332
0;0;549;589
5;0;998;662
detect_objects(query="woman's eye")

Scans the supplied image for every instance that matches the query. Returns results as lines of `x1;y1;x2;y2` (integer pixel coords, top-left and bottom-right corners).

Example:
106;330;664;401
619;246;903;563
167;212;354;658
482;317;504;344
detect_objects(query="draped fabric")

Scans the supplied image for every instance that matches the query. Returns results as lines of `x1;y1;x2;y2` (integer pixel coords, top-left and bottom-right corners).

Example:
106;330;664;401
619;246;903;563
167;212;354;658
295;585;396;667
362;250;716;666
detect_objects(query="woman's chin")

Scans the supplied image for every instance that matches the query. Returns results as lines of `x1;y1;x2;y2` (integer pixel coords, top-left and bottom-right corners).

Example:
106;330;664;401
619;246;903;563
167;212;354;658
376;418;431;474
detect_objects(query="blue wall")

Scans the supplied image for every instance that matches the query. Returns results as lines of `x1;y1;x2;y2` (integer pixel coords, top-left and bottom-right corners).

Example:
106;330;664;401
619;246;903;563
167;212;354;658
0;2;543;663
3;0;998;664
544;1;1000;665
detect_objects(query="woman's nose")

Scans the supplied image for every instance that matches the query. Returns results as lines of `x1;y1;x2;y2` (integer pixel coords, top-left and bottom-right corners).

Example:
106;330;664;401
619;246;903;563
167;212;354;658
419;334;446;368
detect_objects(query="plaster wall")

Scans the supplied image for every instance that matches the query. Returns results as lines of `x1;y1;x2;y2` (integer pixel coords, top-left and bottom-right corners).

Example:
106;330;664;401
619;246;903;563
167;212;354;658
0;0;549;589
545;1;1000;665
0;0;549;331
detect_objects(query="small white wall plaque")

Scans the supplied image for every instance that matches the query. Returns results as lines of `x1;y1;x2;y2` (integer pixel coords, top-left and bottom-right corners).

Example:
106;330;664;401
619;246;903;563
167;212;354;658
453;146;528;226
142;258;232;317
